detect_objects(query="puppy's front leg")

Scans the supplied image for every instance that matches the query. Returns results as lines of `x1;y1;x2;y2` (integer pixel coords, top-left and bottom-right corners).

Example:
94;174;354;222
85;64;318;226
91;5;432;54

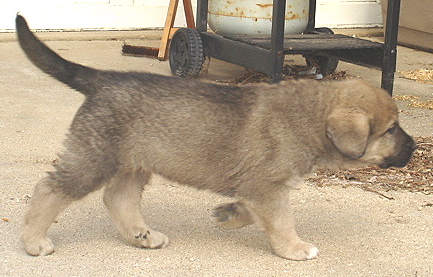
242;185;318;261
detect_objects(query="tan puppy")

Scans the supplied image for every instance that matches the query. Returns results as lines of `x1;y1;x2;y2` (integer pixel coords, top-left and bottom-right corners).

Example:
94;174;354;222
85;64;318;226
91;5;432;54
16;15;416;260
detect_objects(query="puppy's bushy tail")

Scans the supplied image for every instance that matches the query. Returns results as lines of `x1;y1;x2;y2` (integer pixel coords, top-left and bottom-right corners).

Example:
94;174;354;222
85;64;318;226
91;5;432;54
16;15;98;97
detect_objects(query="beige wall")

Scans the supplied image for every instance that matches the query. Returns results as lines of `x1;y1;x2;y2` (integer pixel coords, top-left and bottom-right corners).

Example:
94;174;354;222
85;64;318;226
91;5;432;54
0;0;381;31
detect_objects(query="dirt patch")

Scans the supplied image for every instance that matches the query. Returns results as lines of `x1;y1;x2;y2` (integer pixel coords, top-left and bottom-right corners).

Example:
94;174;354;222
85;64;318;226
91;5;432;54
308;137;433;195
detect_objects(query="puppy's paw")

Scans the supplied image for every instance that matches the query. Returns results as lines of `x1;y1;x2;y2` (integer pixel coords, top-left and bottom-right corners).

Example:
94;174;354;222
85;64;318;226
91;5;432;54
22;236;55;256
131;229;169;249
211;202;254;229
274;240;319;261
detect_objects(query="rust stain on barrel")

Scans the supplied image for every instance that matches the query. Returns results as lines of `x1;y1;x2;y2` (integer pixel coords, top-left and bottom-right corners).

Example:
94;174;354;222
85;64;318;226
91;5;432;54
209;4;305;21
256;4;273;8
288;13;300;20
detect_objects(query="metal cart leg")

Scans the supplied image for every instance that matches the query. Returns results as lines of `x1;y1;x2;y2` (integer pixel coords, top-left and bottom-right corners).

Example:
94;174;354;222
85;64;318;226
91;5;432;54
381;0;402;95
306;0;317;32
196;0;208;33
269;0;286;83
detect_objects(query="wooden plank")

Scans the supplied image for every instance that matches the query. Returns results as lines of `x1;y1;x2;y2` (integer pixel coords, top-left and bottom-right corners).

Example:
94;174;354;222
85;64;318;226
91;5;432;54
158;0;195;61
158;0;179;61
182;0;195;28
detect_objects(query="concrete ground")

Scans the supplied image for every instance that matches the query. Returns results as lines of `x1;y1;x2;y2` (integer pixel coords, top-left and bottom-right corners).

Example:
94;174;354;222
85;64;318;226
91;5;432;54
0;30;432;277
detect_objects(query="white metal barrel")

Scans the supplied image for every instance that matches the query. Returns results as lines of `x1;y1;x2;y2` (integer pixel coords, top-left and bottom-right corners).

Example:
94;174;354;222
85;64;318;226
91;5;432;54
208;0;309;36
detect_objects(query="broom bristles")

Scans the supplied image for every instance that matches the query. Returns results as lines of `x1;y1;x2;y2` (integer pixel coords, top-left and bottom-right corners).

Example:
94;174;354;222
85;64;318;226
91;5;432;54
122;44;160;58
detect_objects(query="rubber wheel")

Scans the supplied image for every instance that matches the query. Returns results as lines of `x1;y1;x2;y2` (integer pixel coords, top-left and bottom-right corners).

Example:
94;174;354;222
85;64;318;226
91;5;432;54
169;28;204;77
304;27;339;76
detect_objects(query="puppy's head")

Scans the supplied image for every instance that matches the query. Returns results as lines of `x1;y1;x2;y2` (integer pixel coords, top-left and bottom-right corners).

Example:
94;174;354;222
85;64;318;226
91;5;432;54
326;80;416;168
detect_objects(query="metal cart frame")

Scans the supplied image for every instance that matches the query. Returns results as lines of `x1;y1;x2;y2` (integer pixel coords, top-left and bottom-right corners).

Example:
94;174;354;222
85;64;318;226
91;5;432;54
195;0;401;95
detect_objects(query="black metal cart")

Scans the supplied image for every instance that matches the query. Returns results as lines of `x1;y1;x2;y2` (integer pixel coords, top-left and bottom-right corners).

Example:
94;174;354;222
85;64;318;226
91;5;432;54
169;0;401;95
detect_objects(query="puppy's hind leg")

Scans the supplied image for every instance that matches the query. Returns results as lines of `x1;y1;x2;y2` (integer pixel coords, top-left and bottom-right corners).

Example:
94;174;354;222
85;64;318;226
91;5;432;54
103;172;169;249
22;176;74;256
211;201;254;229
23;146;118;256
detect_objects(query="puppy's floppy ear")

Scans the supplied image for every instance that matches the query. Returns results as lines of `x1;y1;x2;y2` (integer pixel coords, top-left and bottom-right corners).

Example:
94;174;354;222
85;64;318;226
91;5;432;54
326;108;370;159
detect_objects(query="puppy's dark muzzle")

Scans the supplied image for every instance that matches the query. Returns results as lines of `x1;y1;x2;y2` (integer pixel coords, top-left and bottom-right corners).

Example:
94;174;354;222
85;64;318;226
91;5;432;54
379;131;417;169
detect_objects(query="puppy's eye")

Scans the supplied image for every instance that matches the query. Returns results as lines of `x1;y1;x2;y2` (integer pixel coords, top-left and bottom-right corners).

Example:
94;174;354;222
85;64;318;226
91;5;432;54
386;124;397;134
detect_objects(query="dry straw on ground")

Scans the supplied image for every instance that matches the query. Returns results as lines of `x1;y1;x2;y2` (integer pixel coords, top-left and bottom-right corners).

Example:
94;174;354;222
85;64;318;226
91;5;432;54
308;137;433;196
225;64;351;85
394;95;433;110
399;69;433;85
